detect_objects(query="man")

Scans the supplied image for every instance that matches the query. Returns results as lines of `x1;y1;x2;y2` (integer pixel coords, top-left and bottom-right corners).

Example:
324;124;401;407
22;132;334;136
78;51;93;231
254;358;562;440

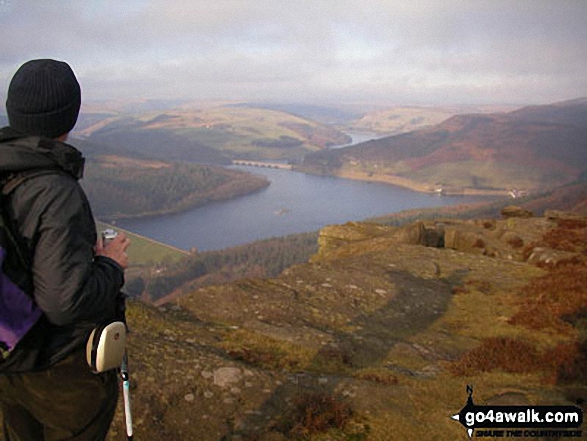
0;59;130;440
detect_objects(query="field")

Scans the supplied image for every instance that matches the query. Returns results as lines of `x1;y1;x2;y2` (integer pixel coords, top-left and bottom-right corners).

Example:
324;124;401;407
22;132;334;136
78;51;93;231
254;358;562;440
96;221;188;267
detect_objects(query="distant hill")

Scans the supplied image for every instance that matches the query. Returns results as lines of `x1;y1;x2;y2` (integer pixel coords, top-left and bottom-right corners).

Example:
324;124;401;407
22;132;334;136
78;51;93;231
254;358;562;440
301;98;587;193
340;104;518;136
69;139;270;220
81;154;269;219
78;106;351;164
80;98;188;114
230;102;362;124
508;97;587;127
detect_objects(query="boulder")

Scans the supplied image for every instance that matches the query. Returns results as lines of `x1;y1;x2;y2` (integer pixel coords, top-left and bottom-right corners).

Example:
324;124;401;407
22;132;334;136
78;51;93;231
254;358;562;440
526;247;578;266
213;367;243;388
545;210;587;222
444;228;487;255
501;205;533;219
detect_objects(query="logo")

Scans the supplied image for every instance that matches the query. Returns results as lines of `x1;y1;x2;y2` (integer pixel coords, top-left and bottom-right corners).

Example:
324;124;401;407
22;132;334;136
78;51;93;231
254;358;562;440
451;385;583;439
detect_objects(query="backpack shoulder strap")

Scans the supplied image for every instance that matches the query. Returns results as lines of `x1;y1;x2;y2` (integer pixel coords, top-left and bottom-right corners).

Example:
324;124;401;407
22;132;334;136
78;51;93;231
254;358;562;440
2;168;62;196
0;204;28;269
0;170;56;271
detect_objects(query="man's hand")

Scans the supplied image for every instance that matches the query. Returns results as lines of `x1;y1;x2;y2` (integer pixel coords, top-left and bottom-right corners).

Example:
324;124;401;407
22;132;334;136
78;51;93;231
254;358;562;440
95;232;131;269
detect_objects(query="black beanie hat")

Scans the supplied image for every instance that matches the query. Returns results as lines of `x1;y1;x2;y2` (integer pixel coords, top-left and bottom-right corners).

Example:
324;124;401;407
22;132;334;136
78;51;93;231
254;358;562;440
6;59;81;139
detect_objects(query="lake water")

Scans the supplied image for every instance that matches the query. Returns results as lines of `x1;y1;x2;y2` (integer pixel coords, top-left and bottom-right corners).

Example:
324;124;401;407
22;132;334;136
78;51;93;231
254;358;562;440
116;165;492;252
329;131;387;148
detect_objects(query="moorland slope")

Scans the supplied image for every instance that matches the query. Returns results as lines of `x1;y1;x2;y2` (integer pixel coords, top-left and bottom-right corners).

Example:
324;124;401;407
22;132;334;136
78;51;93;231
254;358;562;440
78;106;350;164
96;197;587;440
340;104;518;136
301;98;587;194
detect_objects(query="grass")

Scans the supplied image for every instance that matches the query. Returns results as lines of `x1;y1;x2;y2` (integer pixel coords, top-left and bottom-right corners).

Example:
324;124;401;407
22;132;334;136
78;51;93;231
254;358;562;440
435;273;546;345
511;219;587;333
402;160;554;190
219;328;314;372
509;260;587;333
449;337;542;376
449;336;587;386
282;392;354;438
96;221;188;267
354;368;398;385
450;219;587;386
357;160;546;190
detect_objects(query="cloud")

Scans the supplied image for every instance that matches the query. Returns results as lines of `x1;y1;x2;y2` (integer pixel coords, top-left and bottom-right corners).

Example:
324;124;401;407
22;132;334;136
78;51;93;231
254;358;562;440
1;0;586;105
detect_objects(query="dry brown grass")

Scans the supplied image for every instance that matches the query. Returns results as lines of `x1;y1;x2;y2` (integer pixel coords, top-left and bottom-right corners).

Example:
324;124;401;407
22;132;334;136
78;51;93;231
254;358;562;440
451;219;587;385
509;260;587;332
541;341;587;384
522;217;587;261
355;368;399;386
280;392;354;437
506;235;525;249
473;238;486;248
449;337;587;386
542;219;587;253
449;337;542;376
511;218;587;331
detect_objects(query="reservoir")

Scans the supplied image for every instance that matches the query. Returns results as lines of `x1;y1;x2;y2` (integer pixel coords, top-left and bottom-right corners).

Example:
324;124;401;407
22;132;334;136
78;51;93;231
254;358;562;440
115;166;494;252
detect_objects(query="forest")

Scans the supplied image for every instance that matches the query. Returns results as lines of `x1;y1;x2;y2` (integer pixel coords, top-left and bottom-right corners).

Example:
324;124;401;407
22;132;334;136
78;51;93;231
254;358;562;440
82;158;269;218
135;232;319;303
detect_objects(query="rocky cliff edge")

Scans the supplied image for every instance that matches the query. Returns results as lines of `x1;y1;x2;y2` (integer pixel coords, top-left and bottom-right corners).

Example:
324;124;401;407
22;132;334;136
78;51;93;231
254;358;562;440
106;207;587;440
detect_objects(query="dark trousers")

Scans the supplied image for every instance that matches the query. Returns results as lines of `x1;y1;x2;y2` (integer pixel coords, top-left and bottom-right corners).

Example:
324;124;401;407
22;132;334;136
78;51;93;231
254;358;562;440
0;350;118;441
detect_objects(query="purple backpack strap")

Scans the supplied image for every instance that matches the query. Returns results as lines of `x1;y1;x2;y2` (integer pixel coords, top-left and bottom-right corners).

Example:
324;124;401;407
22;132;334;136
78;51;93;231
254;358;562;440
0;247;42;357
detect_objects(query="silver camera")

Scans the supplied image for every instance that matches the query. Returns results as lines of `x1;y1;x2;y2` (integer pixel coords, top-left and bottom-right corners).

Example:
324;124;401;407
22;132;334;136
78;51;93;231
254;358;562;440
101;228;118;246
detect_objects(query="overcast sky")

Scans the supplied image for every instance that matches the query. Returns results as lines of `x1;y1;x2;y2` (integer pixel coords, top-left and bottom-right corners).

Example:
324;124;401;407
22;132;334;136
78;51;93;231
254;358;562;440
1;0;586;108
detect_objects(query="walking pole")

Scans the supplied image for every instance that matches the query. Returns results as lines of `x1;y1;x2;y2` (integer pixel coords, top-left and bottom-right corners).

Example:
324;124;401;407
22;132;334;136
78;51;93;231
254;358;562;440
120;351;133;440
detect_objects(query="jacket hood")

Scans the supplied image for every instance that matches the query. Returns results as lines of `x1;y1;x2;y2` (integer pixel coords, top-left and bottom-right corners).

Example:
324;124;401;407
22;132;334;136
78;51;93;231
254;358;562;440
0;126;84;180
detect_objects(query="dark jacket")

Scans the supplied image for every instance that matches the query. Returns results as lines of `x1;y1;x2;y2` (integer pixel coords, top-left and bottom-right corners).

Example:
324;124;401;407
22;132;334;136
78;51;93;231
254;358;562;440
0;127;124;373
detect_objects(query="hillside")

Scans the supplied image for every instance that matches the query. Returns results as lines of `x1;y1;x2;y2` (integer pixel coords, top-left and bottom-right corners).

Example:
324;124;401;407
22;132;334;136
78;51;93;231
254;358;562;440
340;104;517;136
144;232;320;305
77;153;269;219
300;98;587;194
77;106;351;164
85;203;587;441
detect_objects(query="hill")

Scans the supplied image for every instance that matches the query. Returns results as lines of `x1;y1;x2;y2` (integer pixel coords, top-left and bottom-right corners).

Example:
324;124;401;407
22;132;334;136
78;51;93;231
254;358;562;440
300;98;587;194
81;154;269;219
143;231;320;305
77;106;351;164
339;104;518;136
90;203;586;440
67;136;270;220
339;104;511;136
230;103;363;125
